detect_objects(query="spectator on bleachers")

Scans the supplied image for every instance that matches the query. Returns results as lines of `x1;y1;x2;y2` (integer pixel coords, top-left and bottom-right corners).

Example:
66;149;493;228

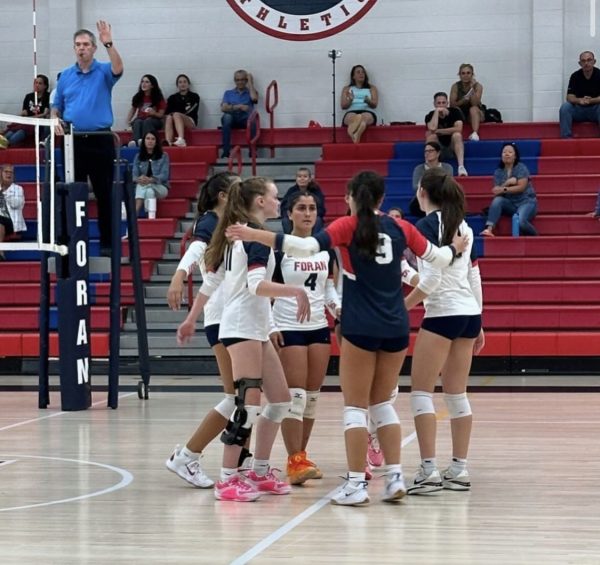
387;207;404;219
126;74;166;148
341;64;378;144
164;74;200;147
480;142;538;237
426;92;468;177
220;69;258;158
559;51;600;138
0;75;50;147
132;131;169;218
0;164;26;259
409;141;454;217
280;167;326;234
449;64;484;141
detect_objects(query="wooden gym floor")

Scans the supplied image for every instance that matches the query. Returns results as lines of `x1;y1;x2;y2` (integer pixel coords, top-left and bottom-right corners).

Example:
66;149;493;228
0;376;599;564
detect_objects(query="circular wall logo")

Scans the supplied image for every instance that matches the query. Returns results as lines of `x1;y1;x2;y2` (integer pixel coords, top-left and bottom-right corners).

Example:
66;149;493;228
226;0;378;41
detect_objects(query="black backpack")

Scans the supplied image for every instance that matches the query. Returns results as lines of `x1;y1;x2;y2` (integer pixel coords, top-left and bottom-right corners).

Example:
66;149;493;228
483;105;503;123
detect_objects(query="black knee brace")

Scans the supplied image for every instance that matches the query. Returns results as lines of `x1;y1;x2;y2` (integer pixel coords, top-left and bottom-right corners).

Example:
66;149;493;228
220;378;262;446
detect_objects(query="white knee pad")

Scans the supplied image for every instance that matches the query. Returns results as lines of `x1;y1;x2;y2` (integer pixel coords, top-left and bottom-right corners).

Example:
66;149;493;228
303;390;320;419
444;393;472;419
214;394;236;419
410;391;435;417
242;405;262;428
343;406;368;431
262;401;291;423
369;401;400;428
288;388;307;421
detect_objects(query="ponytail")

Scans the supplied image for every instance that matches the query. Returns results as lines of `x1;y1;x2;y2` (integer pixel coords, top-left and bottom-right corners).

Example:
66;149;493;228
348;171;385;259
196;172;238;216
419;168;465;245
204;177;271;270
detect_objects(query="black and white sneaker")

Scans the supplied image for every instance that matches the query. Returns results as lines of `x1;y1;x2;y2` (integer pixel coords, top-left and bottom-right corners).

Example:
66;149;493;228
407;465;443;495
442;467;471;491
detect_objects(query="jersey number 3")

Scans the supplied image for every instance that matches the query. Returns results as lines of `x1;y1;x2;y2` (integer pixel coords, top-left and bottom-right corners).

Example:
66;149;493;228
375;234;393;265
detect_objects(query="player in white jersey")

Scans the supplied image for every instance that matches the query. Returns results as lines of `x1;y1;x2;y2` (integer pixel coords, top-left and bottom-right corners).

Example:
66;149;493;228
177;177;310;502
270;193;341;485
404;169;485;494
165;172;242;488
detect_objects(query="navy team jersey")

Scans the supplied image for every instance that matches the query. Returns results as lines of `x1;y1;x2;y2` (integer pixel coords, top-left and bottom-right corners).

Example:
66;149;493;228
192;210;219;242
314;214;431;338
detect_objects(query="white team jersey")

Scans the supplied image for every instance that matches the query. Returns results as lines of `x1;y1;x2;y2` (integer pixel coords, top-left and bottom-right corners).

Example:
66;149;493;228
272;250;337;331
416;217;482;318
218;239;275;341
176;239;224;327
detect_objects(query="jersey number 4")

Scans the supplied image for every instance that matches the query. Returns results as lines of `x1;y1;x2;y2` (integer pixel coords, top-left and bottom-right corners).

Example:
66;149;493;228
304;273;318;291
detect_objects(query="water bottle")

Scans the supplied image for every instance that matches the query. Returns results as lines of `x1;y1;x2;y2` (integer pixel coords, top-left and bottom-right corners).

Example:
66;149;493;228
511;213;520;237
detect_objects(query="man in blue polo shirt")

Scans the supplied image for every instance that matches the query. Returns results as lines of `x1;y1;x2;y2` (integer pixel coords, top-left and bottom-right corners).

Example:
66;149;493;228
52;20;123;256
220;70;258;158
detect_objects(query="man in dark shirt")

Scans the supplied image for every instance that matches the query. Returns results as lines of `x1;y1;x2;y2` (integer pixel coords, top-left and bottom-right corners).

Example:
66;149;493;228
425;92;468;176
559;51;600;138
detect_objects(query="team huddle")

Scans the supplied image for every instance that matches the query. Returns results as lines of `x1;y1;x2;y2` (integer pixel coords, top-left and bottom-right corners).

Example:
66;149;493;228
165;168;483;506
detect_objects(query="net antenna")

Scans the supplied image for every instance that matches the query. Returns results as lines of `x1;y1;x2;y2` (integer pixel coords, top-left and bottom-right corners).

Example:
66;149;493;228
0;0;67;256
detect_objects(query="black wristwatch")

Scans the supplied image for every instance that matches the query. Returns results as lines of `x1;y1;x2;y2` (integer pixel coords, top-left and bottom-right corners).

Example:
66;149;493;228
104;42;113;49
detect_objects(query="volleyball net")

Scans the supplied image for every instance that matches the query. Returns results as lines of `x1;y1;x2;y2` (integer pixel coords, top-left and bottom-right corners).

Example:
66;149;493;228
0;112;68;256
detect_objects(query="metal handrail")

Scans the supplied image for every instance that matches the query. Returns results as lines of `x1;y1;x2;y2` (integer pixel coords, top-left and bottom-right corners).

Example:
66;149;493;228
265;80;279;157
227;145;243;175
247;110;261;176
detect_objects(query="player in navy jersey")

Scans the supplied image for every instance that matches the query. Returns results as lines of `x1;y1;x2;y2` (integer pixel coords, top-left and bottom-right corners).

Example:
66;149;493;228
225;170;469;506
404;168;484;494
271;192;341;485
177;177;311;502
165;172;241;488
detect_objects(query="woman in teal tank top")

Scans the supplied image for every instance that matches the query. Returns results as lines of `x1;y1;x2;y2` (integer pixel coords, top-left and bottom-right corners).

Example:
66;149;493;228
341;64;378;143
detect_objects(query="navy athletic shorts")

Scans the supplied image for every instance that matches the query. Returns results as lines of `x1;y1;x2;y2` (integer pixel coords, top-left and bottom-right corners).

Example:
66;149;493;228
279;326;331;347
421;314;482;340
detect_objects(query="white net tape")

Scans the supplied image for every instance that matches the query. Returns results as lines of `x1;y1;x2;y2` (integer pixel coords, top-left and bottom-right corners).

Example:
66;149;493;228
0;112;68;255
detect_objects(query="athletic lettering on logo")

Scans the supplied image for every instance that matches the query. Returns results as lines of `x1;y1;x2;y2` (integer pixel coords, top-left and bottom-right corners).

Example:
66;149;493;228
225;0;378;41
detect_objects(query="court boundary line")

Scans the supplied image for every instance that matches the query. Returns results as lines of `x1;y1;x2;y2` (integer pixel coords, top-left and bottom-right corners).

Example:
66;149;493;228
0;392;136;433
229;431;417;565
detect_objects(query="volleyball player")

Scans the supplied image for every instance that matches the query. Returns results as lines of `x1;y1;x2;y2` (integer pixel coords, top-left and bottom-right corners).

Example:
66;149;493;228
165;172;240;488
225;170;468;506
404;168;484;494
271;192;340;484
177;177;310;502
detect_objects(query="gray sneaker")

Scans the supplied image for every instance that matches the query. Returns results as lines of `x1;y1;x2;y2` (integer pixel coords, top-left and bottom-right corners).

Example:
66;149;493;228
331;479;370;506
166;445;214;488
442;467;471;491
407;465;443;495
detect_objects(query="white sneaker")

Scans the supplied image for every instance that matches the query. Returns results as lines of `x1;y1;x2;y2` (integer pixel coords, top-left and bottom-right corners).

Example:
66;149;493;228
127;140;137;148
442;467;471;491
468;132;480;141
331;479;370;506
173;137;187;147
166;445;214;488
382;472;407;503
407;465;443;495
458;165;468;176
